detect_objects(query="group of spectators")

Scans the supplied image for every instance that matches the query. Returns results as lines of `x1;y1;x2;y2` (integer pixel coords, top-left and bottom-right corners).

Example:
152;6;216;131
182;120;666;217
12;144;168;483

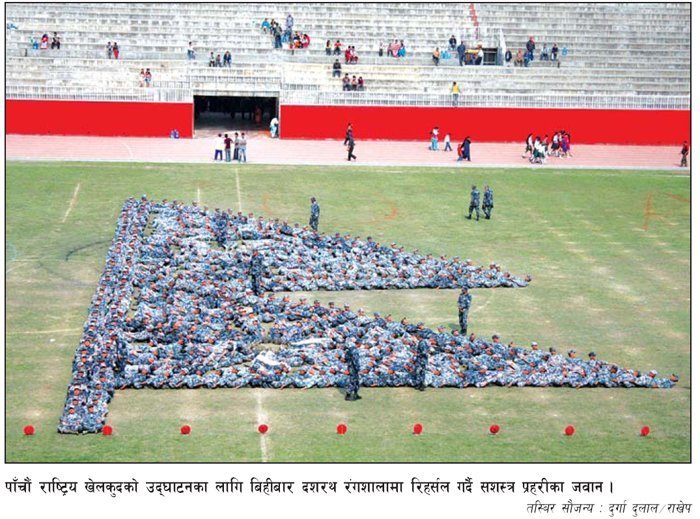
380;40;406;58
106;41;120;59
30;32;61;50
333;60;365;89
138;68;152;87
262;14;296;49
290;31;311;49
57;197;676;433
208;50;232;67
507;37;562;67
522;130;572;163
341;73;365;91
213;132;248;163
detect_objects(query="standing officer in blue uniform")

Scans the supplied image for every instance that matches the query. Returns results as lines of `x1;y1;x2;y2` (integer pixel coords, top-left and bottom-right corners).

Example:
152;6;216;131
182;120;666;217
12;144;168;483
467;185;480;221
482;185;494;220
458;287;472;335
344;342;361;400
309;197;320;232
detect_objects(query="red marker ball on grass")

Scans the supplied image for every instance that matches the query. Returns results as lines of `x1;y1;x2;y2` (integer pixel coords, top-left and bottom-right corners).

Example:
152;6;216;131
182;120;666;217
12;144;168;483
413;423;423;435
337;423;348;435
258;424;269;434
565;425;575;436
641;425;650;437
489;424;500;434
23;425;35;436
180;424;191;435
102;425;113;436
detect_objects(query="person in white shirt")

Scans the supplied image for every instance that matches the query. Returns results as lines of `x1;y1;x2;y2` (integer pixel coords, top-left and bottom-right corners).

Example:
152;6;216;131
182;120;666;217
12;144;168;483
270;117;279;138
444;132;452;152
214;133;224;161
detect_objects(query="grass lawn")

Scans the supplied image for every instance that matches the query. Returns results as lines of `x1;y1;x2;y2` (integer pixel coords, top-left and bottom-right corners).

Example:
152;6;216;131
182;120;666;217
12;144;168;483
5;161;690;462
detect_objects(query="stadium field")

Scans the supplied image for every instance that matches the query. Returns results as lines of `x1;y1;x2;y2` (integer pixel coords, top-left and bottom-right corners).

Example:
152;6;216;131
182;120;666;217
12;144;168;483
5;161;690;462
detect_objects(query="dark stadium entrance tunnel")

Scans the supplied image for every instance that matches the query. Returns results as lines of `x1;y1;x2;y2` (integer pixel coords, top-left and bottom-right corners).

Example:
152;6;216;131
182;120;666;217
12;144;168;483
194;96;278;136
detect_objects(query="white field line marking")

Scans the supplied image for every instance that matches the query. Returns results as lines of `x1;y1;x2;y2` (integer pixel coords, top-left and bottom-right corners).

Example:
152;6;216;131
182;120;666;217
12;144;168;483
197;185;202;205
61;182;81;223
122;141;135;159
235;169;243;212
256;390;269;462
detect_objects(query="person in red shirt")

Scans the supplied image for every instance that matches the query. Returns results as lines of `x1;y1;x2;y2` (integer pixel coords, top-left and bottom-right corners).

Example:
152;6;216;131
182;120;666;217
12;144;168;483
224;133;233;162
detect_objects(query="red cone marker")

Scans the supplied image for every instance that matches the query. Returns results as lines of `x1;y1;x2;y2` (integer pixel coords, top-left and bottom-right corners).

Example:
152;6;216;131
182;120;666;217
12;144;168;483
640;425;650;437
565;425;575;436
23;425;35;436
337;423;348;435
413;423;423;435
180;424;191;435
489;424;500;434
102;425;113;436
258;424;269;434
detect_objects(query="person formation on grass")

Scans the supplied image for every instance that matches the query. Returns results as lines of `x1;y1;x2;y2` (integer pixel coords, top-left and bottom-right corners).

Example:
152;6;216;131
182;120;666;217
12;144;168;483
57;197;675;433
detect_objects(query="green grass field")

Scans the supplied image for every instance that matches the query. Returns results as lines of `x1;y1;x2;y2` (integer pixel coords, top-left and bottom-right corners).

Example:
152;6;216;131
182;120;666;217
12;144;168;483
5;161;690;462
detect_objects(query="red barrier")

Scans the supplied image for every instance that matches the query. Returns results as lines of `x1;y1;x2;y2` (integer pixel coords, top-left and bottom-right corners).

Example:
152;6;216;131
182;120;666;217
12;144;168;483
280;105;689;145
6;99;193;138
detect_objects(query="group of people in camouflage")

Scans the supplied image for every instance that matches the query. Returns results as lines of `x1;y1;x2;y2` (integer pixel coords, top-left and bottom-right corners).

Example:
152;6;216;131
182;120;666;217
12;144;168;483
57;196;677;433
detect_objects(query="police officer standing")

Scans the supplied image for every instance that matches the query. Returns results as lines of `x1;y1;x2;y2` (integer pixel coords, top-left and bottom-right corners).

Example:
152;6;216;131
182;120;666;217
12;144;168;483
458;287;472;335
467;185;480;220
344;342;361;400
309;197;320;232
250;250;264;296
482;185;494;219
414;339;430;391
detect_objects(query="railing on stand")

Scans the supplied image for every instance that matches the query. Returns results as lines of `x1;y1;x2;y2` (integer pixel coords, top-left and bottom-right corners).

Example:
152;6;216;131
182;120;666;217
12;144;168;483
280;90;690;110
6;84;193;103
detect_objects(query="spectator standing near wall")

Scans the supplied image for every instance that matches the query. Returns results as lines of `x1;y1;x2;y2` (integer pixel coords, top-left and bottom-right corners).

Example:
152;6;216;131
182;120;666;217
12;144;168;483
224;133;232;162
344;123;353;145
430;127;439;151
113;42;120;59
238;132;248;163
346;134;357;161
187;41;195;60
270;116;279;138
451;82;460;106
214;133;224;161
444;133;452;152
680;141;689;167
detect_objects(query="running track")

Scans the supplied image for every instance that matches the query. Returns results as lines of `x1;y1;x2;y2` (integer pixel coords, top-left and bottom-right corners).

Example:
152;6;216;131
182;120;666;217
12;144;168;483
5;134;689;171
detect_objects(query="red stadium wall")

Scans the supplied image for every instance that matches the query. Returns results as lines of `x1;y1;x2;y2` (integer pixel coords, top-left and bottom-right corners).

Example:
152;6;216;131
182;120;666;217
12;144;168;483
6;100;194;138
280;105;689;145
